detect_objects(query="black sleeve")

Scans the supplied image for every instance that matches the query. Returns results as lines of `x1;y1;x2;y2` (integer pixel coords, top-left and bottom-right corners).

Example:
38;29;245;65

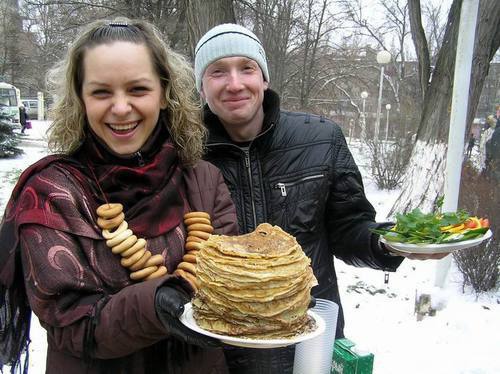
325;127;403;271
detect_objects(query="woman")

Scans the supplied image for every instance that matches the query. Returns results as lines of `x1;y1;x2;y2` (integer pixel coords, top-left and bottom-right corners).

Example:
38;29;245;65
0;19;237;373
19;104;29;134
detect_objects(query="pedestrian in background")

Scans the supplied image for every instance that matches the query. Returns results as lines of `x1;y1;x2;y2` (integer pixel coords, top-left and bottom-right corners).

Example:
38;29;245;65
19;104;29;134
485;113;500;180
480;115;496;170
466;133;476;157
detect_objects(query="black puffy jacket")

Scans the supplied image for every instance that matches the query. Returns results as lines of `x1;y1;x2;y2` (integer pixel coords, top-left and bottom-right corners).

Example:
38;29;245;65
204;89;403;374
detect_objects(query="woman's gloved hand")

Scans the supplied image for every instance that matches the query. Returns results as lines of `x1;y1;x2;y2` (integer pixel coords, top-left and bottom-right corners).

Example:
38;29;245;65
308;296;316;309
155;286;220;348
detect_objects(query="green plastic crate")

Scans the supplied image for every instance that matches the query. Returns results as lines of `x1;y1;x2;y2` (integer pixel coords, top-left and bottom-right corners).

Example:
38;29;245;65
331;338;374;374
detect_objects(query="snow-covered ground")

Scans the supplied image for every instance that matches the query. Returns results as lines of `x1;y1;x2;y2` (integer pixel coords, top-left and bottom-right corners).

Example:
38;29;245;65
1;122;499;373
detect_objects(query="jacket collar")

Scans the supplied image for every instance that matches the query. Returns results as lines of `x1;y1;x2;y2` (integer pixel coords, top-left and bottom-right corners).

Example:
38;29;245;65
204;89;281;145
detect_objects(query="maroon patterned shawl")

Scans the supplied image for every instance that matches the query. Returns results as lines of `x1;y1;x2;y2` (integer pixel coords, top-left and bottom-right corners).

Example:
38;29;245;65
0;122;186;371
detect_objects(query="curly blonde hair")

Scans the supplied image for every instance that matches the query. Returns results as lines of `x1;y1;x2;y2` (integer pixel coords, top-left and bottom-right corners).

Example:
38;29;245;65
46;18;206;165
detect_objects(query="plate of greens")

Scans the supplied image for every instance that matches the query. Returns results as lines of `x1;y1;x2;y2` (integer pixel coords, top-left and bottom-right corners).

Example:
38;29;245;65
374;199;492;254
380;229;492;254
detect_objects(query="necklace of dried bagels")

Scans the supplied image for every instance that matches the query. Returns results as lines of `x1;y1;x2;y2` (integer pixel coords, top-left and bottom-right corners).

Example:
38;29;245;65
96;203;213;288
96;203;167;281
173;211;213;292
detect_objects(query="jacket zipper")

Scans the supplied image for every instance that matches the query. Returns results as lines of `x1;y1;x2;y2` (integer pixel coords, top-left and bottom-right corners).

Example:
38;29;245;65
135;151;145;167
274;174;325;197
244;149;258;226
206;122;275;228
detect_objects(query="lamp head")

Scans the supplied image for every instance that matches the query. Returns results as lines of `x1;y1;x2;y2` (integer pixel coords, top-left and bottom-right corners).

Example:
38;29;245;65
376;50;391;65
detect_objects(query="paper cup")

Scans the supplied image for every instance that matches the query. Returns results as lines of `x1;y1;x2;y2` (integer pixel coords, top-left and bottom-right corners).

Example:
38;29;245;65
293;299;339;374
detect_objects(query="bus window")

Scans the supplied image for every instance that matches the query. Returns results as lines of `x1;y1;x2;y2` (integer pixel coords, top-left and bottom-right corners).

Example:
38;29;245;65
0;83;20;124
0;88;18;107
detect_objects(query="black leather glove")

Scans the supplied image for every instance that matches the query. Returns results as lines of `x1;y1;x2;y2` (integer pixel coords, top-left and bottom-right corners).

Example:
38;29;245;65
308;296;317;309
155;286;220;348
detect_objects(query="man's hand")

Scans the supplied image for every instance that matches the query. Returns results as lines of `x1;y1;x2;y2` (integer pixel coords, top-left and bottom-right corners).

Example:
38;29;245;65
385;245;450;260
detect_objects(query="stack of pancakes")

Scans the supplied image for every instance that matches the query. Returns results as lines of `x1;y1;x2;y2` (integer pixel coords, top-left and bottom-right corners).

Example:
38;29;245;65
192;223;317;339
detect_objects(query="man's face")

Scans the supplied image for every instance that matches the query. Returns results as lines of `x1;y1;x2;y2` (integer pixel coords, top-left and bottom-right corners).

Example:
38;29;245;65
201;56;268;141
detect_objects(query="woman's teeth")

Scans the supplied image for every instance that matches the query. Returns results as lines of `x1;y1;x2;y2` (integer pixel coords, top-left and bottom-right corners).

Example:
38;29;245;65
109;122;138;131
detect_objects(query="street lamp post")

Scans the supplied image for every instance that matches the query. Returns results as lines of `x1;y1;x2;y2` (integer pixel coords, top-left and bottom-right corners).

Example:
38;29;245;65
348;118;354;145
385;103;391;141
360;91;368;140
374;50;391;141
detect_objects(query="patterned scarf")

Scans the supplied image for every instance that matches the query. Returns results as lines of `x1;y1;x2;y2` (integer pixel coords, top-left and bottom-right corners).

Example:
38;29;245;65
0;121;185;372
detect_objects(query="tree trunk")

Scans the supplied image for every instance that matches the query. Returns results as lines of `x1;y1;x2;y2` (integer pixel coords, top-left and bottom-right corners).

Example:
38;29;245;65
251;0;296;96
408;0;430;101
390;0;500;216
299;0;313;108
185;0;236;58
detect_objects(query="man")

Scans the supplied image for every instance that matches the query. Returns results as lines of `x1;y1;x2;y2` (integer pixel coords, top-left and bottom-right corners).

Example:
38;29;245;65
194;23;441;373
466;133;475;157
485;113;500;180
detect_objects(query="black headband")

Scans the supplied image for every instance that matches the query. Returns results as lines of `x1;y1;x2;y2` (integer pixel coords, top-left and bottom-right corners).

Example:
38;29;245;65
108;22;128;27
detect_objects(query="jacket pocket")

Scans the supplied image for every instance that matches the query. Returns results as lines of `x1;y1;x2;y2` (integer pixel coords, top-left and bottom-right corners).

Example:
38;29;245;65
268;167;329;237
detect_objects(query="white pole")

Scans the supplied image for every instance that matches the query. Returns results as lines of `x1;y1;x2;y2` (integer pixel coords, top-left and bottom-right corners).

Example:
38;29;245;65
434;0;480;288
37;91;44;121
360;114;366;141
385;110;389;141
374;66;384;141
385;104;391;141
360;91;368;141
348;119;353;145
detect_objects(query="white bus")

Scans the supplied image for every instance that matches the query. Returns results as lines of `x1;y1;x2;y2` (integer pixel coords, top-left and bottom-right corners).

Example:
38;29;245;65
0;82;21;125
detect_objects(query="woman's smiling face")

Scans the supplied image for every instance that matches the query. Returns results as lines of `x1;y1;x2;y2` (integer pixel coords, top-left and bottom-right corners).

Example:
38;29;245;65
81;41;166;155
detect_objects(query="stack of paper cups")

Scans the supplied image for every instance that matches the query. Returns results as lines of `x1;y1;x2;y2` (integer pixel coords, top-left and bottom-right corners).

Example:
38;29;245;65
293;299;339;374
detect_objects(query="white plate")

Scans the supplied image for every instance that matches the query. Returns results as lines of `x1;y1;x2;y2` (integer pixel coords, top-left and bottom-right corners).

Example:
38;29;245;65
180;302;325;349
381;229;493;254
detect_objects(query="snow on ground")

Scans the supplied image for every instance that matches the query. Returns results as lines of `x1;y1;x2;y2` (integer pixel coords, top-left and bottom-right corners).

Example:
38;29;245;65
344;138;500;374
1;124;499;373
0;123;49;210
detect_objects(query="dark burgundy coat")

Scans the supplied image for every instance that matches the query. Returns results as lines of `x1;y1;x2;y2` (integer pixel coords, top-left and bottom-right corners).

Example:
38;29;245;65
18;160;237;374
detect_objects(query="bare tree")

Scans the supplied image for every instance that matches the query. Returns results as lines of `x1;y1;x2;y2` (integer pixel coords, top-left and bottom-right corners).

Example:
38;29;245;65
422;2;447;65
185;0;236;57
245;0;298;95
339;0;390;48
408;0;429;100
380;0;411;79
0;0;23;83
235;0;341;107
390;0;500;215
339;0;414;116
282;0;346;109
18;0;193;96
296;0;324;107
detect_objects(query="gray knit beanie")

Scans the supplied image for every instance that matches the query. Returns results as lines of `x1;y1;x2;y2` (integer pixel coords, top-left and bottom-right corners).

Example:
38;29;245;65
194;23;269;92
